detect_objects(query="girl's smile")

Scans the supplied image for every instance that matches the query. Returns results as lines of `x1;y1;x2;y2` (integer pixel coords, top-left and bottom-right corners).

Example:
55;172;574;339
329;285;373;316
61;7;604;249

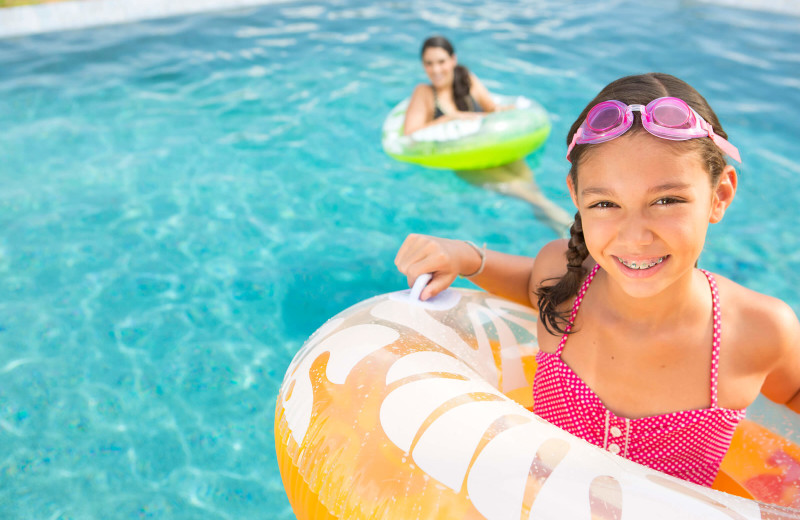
614;254;668;274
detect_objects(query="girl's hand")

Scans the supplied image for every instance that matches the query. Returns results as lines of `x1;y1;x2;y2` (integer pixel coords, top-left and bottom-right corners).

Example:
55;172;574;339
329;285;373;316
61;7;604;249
394;234;481;301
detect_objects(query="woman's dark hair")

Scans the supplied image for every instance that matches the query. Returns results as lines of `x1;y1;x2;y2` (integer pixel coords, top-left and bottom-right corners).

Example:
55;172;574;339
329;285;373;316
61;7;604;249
421;35;473;112
536;72;732;336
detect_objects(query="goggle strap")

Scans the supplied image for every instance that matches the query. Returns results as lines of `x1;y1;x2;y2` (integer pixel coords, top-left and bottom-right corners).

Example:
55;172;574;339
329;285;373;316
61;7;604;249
566;128;583;162
710;132;741;163
699;117;741;163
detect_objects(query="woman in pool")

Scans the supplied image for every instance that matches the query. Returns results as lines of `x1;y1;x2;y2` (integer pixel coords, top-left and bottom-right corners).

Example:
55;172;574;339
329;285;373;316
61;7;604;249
394;72;800;487
403;35;573;236
403;35;498;135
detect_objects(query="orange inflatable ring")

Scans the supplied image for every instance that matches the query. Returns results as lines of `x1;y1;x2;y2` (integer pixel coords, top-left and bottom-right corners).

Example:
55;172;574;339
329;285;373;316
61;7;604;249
275;286;800;519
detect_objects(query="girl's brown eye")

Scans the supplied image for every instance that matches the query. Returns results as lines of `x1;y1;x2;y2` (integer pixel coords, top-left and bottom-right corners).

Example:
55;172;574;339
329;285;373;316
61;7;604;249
654;198;683;205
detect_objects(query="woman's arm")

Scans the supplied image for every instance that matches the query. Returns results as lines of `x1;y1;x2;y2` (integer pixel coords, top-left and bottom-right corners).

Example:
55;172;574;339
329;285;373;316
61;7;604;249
403;84;435;135
469;74;497;113
403;84;483;136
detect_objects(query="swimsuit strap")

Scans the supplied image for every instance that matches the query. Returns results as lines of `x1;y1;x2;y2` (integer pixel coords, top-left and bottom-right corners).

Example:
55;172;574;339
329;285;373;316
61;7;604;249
699;269;722;408
553;265;724;408
432;88;446;115
555;263;601;356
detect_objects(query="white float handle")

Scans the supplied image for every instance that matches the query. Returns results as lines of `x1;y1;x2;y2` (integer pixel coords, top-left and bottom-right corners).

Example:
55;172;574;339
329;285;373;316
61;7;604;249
409;273;433;302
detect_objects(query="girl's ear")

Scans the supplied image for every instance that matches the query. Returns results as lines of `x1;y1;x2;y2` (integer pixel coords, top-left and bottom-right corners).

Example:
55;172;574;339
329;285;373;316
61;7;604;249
566;174;579;209
710;165;737;224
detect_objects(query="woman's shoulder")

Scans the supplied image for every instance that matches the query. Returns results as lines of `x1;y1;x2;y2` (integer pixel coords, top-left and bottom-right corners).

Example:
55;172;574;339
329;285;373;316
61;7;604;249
410;83;434;98
467;74;494;107
408;83;436;109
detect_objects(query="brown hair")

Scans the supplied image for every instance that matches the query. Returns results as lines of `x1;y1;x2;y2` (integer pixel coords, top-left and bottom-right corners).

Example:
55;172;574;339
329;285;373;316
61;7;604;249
535;73;732;336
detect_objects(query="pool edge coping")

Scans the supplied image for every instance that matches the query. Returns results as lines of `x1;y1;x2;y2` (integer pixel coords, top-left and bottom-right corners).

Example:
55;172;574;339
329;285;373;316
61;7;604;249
0;0;295;39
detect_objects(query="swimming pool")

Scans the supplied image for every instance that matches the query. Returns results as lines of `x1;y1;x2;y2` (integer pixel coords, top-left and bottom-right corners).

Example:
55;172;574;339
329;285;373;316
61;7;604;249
0;0;798;518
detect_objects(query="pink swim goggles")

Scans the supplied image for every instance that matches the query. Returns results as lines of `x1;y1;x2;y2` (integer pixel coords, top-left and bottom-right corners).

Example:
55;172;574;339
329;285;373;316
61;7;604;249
566;97;741;163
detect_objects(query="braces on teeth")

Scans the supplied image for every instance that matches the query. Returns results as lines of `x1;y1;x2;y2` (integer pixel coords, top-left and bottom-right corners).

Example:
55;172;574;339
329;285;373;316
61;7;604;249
618;257;665;270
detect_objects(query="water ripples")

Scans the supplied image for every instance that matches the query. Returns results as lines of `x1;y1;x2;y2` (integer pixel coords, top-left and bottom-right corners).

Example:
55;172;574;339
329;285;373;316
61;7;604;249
0;1;799;518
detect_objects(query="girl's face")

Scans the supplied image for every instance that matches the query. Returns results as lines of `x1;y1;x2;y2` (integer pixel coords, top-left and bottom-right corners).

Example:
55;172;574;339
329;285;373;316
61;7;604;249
568;132;736;299
421;47;456;89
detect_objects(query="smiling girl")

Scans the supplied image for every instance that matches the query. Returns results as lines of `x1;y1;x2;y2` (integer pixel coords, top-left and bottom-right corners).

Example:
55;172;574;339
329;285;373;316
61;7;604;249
393;72;800;487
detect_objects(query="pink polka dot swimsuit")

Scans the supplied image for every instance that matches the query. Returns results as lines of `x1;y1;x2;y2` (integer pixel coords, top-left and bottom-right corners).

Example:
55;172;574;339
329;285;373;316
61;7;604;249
533;264;746;487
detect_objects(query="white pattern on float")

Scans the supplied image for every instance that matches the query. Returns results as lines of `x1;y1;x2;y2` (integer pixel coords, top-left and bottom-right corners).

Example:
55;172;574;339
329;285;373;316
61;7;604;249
371;298;497;381
412;399;530;492
283;323;399;445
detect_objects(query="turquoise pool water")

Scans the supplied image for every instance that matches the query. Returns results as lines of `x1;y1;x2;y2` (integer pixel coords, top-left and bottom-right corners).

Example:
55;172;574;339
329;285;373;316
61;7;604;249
1;0;798;518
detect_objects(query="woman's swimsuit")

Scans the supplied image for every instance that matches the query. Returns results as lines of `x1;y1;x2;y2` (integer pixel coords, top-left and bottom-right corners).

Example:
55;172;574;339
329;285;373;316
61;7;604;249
532;264;747;487
433;88;482;119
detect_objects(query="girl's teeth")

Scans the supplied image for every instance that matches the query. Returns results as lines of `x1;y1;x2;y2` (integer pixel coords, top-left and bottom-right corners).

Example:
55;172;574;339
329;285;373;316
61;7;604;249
618;257;664;270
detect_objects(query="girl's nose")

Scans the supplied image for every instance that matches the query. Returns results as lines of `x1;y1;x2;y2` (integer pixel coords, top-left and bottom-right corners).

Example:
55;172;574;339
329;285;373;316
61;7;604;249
618;212;654;246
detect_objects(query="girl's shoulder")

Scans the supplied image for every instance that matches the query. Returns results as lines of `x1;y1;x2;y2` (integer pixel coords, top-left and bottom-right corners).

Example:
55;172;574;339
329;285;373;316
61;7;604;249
713;272;797;328
713;272;800;365
530;238;589;289
712;272;800;406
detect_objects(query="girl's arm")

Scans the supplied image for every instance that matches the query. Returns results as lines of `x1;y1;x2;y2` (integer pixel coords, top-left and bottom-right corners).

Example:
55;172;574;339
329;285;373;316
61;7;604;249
394;234;536;306
759;301;800;413
787;389;800;413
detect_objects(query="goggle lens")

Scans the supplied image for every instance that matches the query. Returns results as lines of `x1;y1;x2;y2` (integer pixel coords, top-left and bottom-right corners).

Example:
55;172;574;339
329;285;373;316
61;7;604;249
567;97;740;163
587;103;624;132
650;99;692;129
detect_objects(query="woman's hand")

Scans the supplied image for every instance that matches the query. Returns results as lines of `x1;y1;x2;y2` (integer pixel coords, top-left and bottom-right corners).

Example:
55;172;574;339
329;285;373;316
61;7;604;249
451;110;483;120
394;234;482;300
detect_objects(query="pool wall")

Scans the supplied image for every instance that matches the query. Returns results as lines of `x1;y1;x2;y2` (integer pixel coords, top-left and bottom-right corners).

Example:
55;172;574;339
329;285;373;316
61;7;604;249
0;0;294;38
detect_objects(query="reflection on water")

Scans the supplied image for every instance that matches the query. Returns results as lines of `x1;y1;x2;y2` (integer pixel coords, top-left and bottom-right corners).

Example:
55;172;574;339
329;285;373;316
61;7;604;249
456;159;573;237
0;0;798;518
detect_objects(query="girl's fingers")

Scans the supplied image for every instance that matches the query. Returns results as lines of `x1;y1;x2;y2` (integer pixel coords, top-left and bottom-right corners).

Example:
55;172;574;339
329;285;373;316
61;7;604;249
420;272;457;301
396;236;445;277
395;235;461;297
394;234;429;272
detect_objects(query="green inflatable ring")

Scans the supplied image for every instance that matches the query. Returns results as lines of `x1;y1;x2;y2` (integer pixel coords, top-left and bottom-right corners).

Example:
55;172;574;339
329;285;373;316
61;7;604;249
381;94;551;170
